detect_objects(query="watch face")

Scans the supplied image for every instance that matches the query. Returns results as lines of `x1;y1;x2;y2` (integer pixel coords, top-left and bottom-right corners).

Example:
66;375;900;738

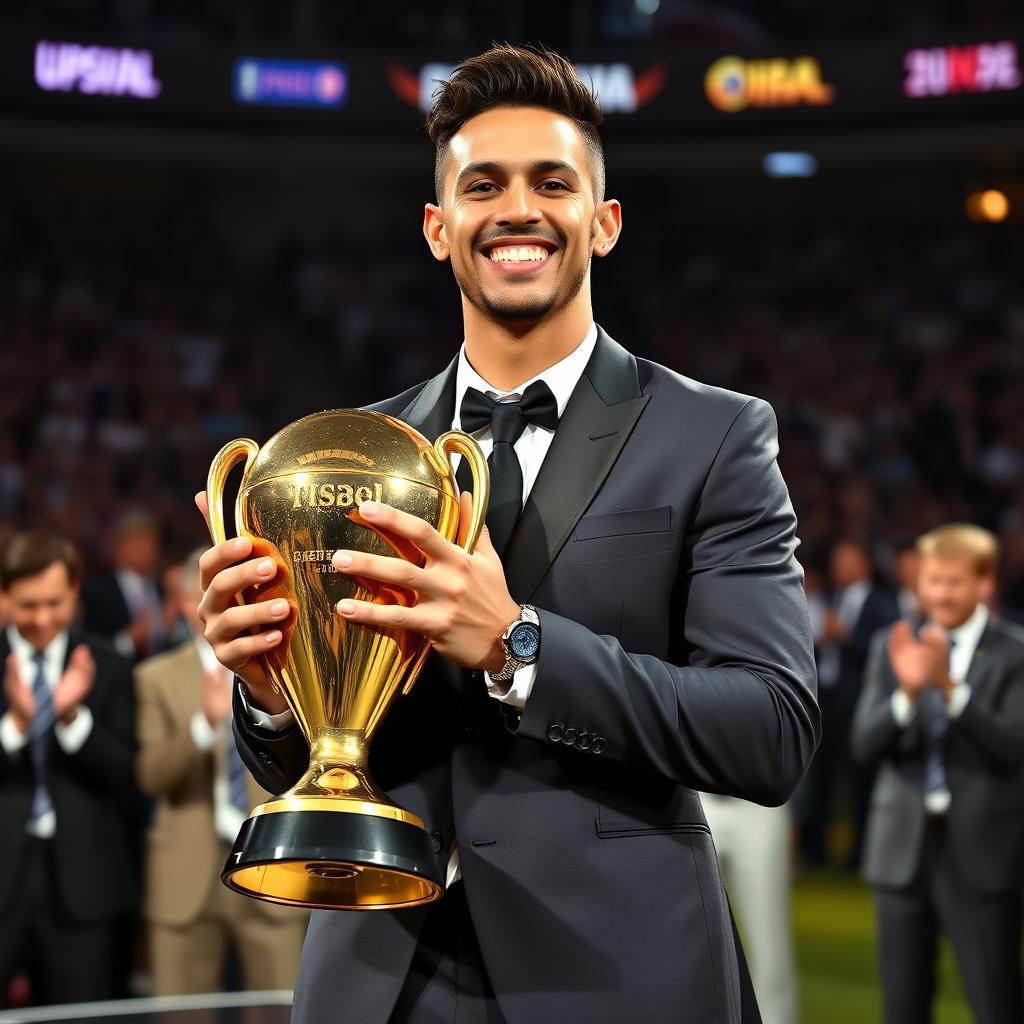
508;621;541;661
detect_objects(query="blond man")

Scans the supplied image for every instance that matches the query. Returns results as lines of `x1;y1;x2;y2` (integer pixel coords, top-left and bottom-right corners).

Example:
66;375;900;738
853;524;1024;1024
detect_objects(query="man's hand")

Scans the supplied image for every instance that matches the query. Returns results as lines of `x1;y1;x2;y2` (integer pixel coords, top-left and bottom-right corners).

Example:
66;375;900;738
919;625;954;702
888;621;934;700
332;495;520;673
194;491;290;716
201;667;232;728
53;644;95;724
3;654;35;734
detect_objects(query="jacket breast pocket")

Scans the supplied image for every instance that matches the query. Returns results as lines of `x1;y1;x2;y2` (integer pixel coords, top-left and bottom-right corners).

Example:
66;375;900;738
569;505;675;564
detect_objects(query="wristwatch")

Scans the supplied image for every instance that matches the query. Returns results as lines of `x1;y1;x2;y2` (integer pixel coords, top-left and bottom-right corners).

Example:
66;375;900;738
491;605;541;682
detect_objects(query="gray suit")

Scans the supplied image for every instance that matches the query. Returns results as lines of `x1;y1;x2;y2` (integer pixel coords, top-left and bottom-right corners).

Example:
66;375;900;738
234;328;820;1024
852;616;1024;1023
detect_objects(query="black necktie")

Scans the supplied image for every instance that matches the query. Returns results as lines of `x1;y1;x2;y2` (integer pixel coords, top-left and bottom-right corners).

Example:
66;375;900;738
460;380;559;556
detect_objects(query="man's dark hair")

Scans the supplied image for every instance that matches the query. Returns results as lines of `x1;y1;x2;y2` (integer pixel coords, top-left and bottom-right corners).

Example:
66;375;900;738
0;532;82;590
425;43;605;203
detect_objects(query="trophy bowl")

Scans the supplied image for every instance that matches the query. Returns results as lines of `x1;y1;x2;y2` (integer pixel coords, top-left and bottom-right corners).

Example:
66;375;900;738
204;409;488;910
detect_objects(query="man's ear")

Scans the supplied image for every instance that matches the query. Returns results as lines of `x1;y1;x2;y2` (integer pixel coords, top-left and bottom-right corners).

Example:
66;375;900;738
423;204;450;262
591;198;623;258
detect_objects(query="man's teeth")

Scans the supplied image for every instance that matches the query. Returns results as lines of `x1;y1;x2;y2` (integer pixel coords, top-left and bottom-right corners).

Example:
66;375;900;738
488;246;549;263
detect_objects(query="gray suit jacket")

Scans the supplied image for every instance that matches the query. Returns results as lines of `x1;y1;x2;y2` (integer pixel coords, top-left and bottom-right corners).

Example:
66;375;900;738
852;615;1024;891
234;328;819;1024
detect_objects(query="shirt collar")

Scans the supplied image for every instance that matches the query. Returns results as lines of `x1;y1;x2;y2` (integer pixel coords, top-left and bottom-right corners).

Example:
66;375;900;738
6;624;69;678
948;602;989;650
453;322;598;432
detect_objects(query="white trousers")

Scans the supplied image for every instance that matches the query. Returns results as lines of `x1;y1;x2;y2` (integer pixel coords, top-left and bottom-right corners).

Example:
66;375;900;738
701;795;799;1024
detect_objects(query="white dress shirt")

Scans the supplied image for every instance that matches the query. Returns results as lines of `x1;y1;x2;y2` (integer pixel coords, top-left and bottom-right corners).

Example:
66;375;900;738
189;637;249;845
890;603;987;812
243;322;599;887
1;625;94;836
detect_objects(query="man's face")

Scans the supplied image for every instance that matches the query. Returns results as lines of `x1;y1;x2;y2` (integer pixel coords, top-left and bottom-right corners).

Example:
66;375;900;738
918;554;990;631
116;528;159;576
3;562;79;651
830;543;870;590
425;106;617;325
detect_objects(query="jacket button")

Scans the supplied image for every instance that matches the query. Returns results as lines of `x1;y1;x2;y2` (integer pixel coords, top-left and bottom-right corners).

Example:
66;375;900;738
576;731;591;750
591;736;607;755
563;728;577;746
430;831;443;855
547;723;564;743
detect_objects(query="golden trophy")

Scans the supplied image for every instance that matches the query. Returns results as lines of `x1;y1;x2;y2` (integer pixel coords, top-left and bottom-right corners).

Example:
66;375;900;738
204;410;488;911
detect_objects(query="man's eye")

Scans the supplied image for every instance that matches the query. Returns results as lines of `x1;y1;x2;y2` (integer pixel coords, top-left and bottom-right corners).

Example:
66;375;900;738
540;181;569;191
468;182;497;193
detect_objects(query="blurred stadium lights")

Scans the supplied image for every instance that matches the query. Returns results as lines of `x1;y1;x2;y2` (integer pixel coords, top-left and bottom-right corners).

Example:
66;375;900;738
966;188;1011;222
762;152;818;178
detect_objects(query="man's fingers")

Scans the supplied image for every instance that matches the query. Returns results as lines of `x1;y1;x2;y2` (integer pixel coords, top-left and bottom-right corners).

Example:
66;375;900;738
210;600;292;643
336;598;431;634
198;538;255;591
195;490;210;520
214;631;284;669
888;620;913;653
200;555;275;610
359;502;452;561
332;550;434;594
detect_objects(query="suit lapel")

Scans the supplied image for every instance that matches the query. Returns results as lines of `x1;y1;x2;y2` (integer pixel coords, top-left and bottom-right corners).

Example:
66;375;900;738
502;328;649;602
398;354;459;443
964;621;996;691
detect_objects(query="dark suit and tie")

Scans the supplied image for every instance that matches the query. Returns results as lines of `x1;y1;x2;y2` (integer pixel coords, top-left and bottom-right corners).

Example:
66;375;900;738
232;326;820;1024
852;604;1024;1023
0;626;138;1004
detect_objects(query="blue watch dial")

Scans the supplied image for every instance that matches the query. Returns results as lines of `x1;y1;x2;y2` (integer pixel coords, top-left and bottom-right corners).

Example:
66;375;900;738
508;621;540;661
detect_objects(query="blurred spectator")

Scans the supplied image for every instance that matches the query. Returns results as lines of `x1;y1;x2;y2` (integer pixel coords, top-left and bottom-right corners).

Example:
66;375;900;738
82;512;166;662
852;525;1024;1023
894;542;921;621
135;549;306;995
799;540;899;868
0;533;137;1006
702;794;798;1024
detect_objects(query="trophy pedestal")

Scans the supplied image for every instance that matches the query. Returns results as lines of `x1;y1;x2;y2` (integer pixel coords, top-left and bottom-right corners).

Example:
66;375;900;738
222;730;444;910
222;805;444;910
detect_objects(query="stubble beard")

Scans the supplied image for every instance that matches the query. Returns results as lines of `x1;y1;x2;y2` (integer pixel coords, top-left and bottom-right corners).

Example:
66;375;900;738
453;252;590;327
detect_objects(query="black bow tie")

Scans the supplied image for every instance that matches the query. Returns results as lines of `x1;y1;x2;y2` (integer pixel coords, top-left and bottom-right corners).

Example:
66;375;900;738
459;380;559;438
458;380;558;556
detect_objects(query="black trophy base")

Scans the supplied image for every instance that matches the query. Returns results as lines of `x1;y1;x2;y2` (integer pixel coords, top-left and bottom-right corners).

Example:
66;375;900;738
222;809;444;910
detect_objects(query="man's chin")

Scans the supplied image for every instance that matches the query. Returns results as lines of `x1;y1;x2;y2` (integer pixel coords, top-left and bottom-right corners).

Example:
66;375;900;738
478;290;558;324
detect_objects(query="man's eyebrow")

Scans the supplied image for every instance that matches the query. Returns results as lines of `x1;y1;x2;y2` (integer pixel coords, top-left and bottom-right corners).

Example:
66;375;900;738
455;159;582;189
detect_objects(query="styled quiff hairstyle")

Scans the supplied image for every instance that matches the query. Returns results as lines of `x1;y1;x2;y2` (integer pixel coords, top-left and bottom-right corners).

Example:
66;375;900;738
916;523;998;578
425;44;605;203
0;532;82;590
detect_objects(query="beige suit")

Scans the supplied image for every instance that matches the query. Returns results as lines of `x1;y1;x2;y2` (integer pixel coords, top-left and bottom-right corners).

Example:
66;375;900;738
135;643;306;995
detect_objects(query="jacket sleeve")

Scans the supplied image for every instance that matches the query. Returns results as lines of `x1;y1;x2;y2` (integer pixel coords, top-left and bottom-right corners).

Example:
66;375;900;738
951;658;1024;770
231;680;309;794
517;398;820;806
850;627;917;765
134;664;209;796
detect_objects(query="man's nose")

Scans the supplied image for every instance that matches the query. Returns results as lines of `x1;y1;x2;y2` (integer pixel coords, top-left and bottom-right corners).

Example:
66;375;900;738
494;180;541;226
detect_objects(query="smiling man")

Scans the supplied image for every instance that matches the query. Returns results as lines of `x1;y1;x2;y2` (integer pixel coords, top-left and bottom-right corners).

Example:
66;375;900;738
197;45;819;1024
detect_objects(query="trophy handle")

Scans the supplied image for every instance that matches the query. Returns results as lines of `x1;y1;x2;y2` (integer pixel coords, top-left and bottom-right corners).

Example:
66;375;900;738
433;431;490;555
205;438;260;547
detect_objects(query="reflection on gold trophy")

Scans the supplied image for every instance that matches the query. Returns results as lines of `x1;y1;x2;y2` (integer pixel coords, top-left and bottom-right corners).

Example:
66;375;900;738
204;410;488;910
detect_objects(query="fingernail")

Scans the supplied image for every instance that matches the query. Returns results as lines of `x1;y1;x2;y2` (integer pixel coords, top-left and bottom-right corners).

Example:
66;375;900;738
333;551;352;568
360;501;379;517
271;600;288;616
265;631;281;644
232;538;249;553
257;558;274;576
337;600;356;615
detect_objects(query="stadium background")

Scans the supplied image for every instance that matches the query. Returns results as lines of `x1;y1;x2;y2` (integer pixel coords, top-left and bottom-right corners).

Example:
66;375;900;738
2;2;1023;1020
